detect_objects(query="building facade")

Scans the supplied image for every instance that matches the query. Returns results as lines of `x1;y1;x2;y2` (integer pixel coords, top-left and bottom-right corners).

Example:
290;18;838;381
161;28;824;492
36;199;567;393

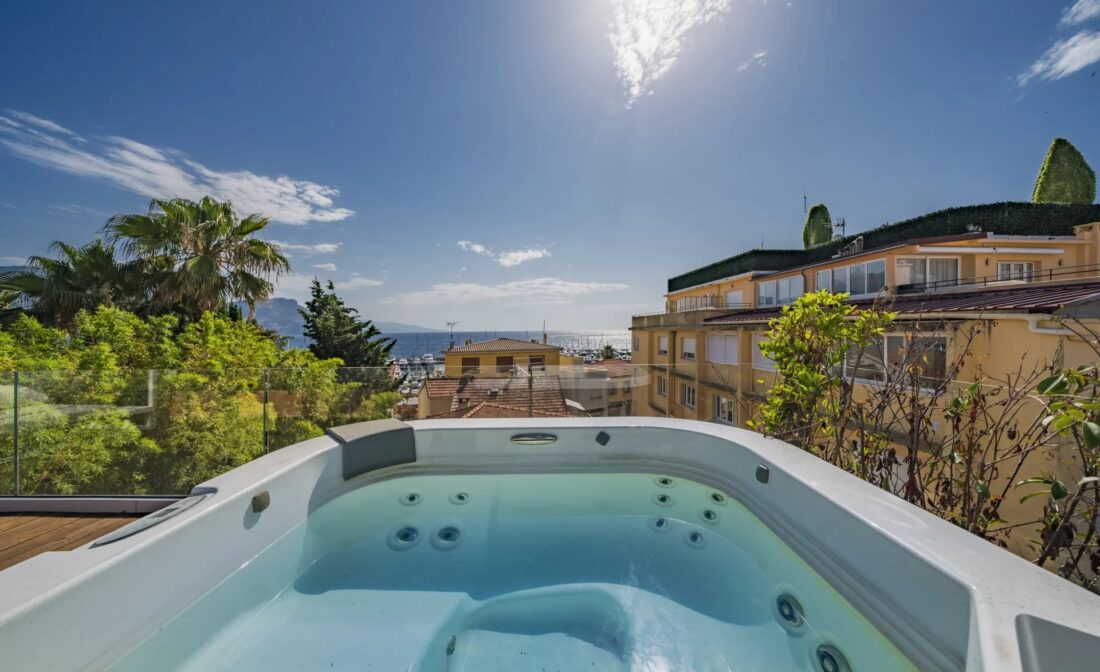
631;205;1100;430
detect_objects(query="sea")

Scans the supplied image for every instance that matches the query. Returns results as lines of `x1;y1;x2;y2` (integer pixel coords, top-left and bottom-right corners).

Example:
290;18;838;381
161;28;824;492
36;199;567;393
383;330;631;361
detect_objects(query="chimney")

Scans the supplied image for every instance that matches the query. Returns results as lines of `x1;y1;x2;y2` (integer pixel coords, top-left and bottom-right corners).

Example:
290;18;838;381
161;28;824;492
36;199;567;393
542;332;548;345
465;338;473;346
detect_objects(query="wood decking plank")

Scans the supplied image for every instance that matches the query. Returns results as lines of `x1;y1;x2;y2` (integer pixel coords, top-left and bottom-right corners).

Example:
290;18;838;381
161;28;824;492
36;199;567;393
0;515;140;572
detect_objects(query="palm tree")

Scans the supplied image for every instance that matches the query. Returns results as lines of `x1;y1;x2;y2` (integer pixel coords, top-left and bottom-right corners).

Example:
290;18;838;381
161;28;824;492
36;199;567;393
0;239;144;327
105;197;289;320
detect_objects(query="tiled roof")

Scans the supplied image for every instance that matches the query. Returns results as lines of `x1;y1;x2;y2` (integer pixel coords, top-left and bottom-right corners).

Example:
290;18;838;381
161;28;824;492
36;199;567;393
589;359;633;378
422;375;570;414
447;337;561;353
704;280;1100;325
426;402;574;419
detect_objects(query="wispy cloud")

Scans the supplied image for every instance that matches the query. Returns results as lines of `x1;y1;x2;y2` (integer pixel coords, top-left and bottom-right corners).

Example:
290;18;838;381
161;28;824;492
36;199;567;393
457;240;493;257
383;277;628;307
335;274;382;289
311;263;337;272
273;271;381;301
0;111;353;224
736;49;768;72
47;203;107;217
457;240;551;267
0;255;27;264
1062;0;1100;27
266;240;342;255
609;0;732;106
0;201;14;209
1019;30;1100;85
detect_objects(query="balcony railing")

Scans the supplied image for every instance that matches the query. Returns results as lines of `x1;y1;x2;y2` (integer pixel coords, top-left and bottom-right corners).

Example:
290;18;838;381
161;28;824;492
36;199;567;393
897;261;1100;294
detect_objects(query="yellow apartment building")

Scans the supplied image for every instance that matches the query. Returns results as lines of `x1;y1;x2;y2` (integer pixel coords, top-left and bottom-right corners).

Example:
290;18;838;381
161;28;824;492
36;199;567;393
442;337;566;377
631;203;1100;429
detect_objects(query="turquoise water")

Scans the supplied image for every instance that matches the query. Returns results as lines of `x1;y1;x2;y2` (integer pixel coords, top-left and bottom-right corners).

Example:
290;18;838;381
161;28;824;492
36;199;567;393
110;474;917;671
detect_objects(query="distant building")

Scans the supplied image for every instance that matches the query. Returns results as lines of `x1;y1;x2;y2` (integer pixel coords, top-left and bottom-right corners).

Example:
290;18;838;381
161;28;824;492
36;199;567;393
417;373;578;419
442;337;566;377
560;358;634;416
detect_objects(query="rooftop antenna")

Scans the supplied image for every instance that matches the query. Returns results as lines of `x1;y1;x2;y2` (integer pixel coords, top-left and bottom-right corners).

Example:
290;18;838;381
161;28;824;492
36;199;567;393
446;321;459;350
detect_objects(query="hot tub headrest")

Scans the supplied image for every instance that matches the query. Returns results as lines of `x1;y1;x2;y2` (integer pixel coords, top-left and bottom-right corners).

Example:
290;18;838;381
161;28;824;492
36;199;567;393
327;419;416;480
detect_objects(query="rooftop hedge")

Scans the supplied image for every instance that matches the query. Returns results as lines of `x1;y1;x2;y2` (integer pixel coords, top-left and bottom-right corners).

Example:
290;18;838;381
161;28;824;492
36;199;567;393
668;201;1100;292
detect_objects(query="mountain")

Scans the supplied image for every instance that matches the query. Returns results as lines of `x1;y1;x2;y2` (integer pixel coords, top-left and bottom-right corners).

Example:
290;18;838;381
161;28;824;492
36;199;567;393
374;322;444;334
246;299;441;347
247;298;308;348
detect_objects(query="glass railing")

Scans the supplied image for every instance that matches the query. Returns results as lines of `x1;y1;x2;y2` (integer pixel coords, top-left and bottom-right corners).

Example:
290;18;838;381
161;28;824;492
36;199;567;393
3;361;709;497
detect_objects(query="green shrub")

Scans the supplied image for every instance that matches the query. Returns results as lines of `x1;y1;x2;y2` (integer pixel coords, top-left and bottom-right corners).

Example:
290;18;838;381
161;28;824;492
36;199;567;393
1032;138;1096;204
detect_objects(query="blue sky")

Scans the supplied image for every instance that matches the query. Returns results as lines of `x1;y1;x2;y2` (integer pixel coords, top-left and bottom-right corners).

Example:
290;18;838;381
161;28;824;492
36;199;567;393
2;0;1099;330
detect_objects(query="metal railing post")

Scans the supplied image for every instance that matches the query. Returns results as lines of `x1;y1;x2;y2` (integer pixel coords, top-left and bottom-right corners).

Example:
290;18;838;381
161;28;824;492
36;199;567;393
262;369;270;454
12;370;19;496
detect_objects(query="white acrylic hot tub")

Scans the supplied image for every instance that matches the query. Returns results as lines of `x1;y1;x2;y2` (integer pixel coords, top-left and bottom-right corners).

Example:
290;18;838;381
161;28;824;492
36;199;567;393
0;418;1097;671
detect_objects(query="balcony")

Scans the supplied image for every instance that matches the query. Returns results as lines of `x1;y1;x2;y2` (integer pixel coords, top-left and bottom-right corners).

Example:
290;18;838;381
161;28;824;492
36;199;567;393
633;297;752;328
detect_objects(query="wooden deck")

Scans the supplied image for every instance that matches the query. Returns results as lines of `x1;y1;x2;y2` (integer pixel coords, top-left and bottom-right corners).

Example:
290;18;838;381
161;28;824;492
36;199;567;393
0;514;140;572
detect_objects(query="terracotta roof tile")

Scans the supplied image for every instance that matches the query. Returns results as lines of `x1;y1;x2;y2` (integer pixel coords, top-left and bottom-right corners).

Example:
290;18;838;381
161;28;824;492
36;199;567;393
423;375;571;414
426;402;574;419
447;337;561;353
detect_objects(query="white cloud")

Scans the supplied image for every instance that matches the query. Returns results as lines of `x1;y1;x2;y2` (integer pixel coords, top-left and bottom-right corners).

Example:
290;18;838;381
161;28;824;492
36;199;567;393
0;255;27;264
737;49;768;72
4;110;85;142
335;274;383;289
311;263;337;271
457;240;551;267
457;240;493;257
0;111;353;224
266;240;342;255
1019;30;1100;85
383;277;628;306
497;248;551;267
608;0;732;106
1061;0;1100;27
272;272;321;300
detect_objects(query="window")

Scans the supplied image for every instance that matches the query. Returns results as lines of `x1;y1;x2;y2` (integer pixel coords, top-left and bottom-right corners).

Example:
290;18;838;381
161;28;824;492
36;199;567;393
757;276;803;307
461;357;479;375
658;336;669;356
623;380;631;393
866;260;886;293
886;334;947;387
680;383;696;408
495;355;514;374
752;333;774;371
757;282;775;307
657;375;667;396
849;263;866;295
632;336;640;351
831;266;848;293
928;258;959;288
714;394;735;424
706;334;740;365
528;355;545;371
725;290;743;307
839;333;948;388
895;258;926;286
998;261;1034;282
681;337;696;360
816;259;885;296
896;258;959;290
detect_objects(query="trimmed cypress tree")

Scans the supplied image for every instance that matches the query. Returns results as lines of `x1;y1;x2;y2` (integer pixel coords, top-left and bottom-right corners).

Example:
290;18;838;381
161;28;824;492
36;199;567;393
1032;138;1096;204
803;203;832;248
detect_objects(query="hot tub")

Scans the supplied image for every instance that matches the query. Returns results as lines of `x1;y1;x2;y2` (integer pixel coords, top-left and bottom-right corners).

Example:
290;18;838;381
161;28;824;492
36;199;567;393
0;418;1097;671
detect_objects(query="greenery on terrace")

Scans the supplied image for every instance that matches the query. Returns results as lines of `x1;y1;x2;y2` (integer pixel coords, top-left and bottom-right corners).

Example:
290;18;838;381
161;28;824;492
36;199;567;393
668;201;1100;292
0;197;398;496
